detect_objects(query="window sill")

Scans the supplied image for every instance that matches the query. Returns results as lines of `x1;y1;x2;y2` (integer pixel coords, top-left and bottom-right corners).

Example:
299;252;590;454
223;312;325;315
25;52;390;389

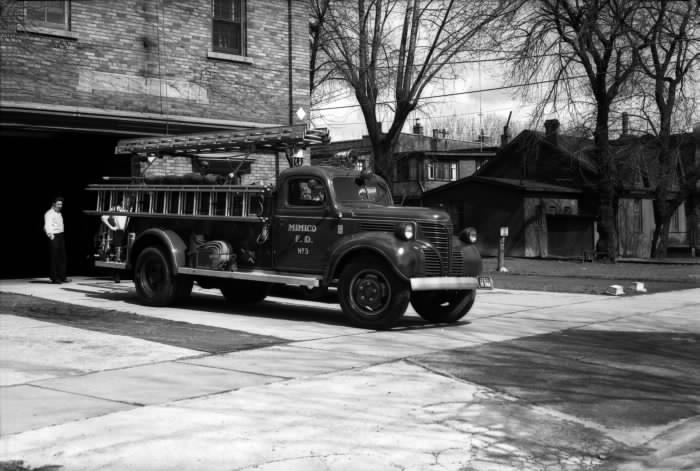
207;51;254;65
16;24;78;40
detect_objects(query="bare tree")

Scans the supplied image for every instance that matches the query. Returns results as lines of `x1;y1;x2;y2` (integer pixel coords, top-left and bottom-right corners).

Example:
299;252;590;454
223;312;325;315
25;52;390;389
502;0;648;261
311;0;515;185
625;0;700;258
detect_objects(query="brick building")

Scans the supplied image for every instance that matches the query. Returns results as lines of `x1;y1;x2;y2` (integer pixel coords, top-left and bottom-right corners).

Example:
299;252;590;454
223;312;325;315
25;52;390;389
0;0;311;277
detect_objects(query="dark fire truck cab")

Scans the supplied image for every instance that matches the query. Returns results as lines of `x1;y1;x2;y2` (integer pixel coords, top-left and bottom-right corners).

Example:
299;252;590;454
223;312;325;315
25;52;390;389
87;125;486;329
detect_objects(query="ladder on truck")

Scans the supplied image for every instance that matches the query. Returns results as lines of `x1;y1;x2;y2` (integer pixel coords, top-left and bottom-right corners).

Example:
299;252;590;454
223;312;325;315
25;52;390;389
114;124;329;158
85;183;270;221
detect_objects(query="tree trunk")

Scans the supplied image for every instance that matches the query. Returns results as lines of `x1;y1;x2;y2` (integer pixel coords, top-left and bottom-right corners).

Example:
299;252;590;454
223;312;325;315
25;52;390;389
370;136;397;194
651;182;671;258
594;105;618;262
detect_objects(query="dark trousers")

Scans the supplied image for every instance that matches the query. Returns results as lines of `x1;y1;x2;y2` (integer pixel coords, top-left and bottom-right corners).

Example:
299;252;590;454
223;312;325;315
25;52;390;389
49;233;67;282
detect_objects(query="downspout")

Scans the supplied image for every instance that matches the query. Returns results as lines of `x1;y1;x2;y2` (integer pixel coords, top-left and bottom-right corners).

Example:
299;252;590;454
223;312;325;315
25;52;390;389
288;0;293;126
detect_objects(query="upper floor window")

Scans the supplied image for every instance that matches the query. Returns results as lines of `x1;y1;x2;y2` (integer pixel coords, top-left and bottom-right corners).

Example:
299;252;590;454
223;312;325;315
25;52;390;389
427;161;458;181
213;0;246;56
25;1;70;30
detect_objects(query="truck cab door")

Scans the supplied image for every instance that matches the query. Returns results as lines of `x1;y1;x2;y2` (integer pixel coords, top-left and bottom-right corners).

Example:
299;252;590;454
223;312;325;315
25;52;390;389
273;176;337;273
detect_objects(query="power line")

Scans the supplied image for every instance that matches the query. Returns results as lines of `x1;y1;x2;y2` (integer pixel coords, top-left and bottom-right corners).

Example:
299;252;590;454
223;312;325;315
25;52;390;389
311;75;588;112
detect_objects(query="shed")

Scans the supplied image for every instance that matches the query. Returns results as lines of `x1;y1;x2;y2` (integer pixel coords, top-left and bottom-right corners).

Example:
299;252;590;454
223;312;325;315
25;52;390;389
423;176;595;258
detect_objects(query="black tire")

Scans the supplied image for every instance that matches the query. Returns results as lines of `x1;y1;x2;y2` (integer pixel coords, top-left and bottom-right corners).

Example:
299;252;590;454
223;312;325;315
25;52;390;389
411;289;476;323
134;247;189;306
220;280;270;305
338;256;409;329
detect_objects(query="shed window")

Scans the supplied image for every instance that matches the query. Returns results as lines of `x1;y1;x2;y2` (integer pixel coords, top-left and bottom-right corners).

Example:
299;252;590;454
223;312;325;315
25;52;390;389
25;1;70;30
213;0;246;55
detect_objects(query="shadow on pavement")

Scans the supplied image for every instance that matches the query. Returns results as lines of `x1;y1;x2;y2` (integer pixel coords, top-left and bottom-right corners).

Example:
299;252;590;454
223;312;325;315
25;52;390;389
413;329;700;431
6;282;468;334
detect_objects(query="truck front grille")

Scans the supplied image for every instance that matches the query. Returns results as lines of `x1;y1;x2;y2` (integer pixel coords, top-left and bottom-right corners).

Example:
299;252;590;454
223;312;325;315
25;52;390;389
449;249;464;276
418;222;451;275
421;246;443;276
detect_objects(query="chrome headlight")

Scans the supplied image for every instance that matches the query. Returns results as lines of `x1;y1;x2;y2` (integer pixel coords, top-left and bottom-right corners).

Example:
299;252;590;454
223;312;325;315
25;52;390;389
395;222;416;241
459;227;478;244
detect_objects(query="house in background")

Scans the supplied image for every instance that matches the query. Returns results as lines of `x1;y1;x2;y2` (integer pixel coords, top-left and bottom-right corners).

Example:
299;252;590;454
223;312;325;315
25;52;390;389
612;131;700;257
424;119;699;259
393;147;497;205
311;120;497;204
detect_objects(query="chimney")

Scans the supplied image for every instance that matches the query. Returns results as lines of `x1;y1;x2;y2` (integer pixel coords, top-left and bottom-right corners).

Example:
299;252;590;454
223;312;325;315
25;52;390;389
622;112;629;136
413;118;423;135
544;119;560;145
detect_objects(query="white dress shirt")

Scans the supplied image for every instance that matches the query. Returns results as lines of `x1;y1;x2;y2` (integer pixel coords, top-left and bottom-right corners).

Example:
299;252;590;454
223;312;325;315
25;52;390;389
44;208;64;237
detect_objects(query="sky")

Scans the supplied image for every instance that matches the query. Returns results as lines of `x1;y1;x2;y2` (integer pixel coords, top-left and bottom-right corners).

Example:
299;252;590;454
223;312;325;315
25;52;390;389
309;62;544;144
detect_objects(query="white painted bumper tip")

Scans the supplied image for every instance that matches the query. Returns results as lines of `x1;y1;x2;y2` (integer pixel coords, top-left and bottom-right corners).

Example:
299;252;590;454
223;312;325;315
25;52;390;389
410;276;480;291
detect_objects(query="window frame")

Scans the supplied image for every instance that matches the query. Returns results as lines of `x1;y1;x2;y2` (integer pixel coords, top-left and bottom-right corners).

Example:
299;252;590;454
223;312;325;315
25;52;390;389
212;0;247;56
24;1;70;30
287;177;327;208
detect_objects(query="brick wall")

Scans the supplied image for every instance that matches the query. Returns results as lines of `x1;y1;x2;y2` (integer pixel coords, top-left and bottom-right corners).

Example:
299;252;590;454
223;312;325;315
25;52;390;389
0;0;310;127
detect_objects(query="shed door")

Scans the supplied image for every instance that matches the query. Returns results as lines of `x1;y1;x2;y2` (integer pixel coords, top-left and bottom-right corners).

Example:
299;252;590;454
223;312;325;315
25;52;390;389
547;215;594;257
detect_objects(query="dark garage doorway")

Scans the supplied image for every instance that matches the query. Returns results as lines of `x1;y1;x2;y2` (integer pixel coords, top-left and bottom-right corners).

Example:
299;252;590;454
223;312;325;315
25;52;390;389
0;132;131;278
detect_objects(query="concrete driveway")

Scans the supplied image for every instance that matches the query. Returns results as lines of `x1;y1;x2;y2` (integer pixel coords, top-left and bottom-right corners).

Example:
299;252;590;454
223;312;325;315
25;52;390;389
1;278;699;470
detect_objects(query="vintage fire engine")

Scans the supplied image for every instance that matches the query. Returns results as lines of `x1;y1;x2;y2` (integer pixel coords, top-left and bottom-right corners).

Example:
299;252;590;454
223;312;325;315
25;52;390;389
86;125;488;329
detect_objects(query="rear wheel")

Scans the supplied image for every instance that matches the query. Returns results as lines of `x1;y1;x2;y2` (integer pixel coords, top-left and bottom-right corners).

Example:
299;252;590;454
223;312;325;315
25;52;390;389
220;280;270;305
338;256;409;329
411;289;475;323
134;247;190;306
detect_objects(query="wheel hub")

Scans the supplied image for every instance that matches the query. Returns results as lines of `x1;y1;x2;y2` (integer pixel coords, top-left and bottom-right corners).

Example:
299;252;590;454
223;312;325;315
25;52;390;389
352;272;388;312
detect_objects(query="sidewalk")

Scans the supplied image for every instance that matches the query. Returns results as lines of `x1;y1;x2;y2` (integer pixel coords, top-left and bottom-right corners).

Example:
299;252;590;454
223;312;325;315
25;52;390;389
1;278;699;470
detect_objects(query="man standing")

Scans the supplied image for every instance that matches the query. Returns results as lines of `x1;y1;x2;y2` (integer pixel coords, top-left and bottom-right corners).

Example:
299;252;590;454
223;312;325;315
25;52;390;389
44;196;70;284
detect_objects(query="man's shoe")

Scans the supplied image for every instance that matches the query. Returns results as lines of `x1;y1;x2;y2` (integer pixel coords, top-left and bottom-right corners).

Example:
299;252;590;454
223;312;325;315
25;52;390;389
50;280;62;284
61;278;72;283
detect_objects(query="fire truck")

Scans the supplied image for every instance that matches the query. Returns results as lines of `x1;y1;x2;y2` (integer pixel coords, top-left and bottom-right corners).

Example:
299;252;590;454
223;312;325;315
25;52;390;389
86;125;488;329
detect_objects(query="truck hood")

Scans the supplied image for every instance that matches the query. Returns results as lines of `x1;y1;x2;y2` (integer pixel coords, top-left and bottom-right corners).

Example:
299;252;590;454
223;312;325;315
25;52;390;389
339;203;451;224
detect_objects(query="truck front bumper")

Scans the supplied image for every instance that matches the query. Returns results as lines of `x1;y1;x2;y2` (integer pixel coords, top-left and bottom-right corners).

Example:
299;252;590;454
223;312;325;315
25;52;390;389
410;276;490;291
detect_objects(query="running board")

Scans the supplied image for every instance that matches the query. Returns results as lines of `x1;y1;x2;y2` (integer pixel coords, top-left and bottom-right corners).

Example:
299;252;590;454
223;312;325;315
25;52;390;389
177;267;321;288
95;261;128;270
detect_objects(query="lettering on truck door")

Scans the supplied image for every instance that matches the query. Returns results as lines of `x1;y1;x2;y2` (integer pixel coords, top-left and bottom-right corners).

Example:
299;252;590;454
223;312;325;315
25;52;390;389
274;177;335;273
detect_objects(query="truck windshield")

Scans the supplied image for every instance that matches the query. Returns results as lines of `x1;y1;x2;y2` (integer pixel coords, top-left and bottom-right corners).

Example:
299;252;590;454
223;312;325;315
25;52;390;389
333;176;393;205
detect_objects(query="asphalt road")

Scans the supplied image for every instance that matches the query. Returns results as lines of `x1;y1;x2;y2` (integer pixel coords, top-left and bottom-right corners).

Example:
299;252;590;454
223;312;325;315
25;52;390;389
1;278;699;470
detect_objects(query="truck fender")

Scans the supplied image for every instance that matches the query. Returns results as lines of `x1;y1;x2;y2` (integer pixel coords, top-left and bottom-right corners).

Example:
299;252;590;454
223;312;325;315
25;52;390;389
130;228;187;270
325;232;421;282
452;236;483;276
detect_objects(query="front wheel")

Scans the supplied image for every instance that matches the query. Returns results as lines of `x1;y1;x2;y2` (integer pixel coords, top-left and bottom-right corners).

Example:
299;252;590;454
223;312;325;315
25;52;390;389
338;256;409;330
411;289;475;323
134;247;191;306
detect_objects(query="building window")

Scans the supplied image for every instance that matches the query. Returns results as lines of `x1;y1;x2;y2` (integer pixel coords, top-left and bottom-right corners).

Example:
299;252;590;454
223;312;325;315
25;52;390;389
25;1;70;30
427;162;435;180
427;161;458;181
213;0;246;56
